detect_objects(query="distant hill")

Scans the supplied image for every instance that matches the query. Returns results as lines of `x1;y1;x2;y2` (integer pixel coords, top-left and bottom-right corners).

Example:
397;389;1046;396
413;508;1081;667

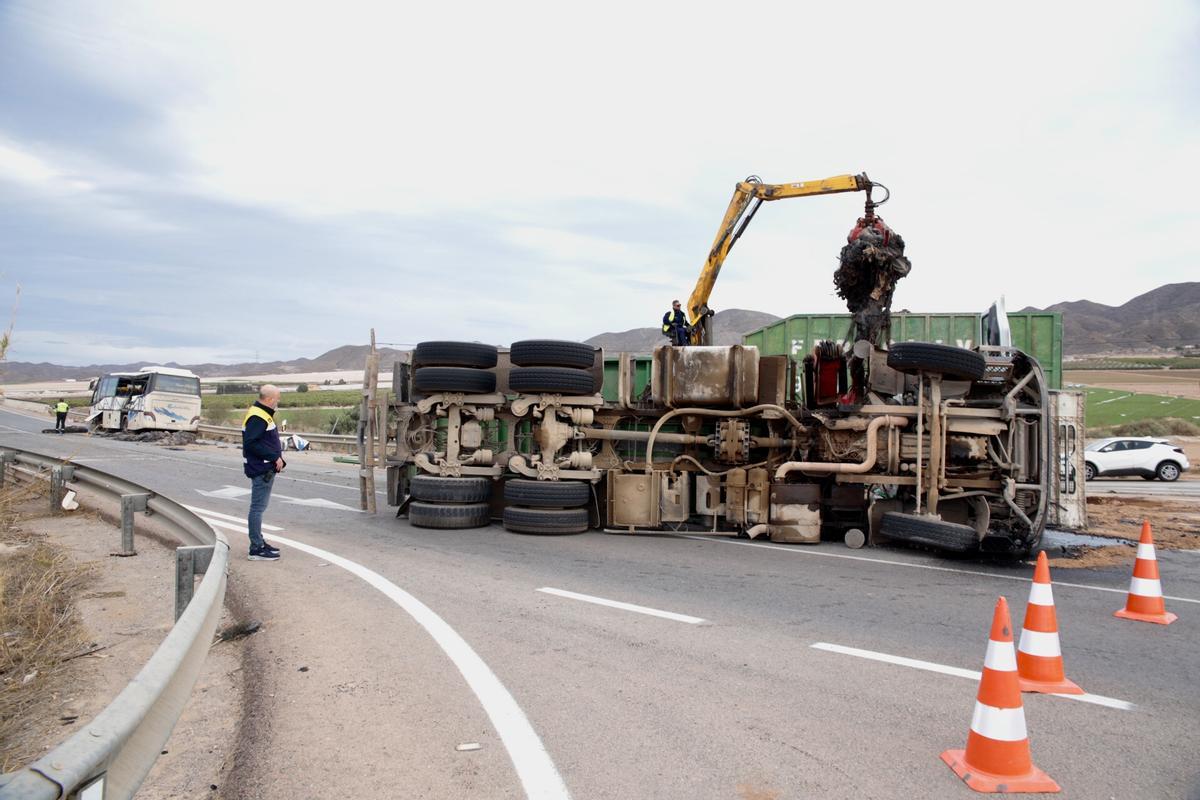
1021;282;1200;355
8;283;1198;382
585;308;781;354
0;345;408;384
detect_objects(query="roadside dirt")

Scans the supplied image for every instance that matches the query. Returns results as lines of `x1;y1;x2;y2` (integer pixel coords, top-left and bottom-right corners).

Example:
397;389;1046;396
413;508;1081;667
1047;495;1200;569
1;485;245;797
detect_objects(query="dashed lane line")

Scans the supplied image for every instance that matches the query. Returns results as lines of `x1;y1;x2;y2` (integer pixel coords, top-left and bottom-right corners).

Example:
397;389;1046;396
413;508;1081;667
811;642;1135;711
536;587;707;625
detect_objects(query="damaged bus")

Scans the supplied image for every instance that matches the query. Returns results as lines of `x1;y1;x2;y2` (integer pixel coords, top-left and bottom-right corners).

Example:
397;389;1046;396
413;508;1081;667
88;367;202;433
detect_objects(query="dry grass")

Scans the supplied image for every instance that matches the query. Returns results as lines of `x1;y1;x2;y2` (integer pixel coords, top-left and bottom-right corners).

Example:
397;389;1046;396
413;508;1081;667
0;480;91;771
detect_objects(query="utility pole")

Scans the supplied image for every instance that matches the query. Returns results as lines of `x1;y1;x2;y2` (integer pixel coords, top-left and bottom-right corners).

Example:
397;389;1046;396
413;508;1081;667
358;329;379;512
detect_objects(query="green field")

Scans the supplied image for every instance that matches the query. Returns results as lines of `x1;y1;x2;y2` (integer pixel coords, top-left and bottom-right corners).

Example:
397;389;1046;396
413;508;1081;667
201;389;366;413
1068;356;1200;370
1084;387;1200;429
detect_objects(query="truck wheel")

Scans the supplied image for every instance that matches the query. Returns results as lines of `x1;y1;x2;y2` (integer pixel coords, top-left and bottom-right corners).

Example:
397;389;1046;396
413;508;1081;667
503;506;589;535
886;342;986;381
880;512;979;553
508;367;595;395
413;341;498;368
1156;461;1182;482
410;476;491;503
504;479;590;508
409;501;490;529
413;367;496;394
510;340;595;369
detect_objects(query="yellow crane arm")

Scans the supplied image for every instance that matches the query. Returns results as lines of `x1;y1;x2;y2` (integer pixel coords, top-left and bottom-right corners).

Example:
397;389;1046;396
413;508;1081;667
684;173;880;344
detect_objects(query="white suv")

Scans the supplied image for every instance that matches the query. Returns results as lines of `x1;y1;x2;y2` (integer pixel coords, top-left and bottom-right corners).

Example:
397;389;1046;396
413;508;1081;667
1084;437;1191;482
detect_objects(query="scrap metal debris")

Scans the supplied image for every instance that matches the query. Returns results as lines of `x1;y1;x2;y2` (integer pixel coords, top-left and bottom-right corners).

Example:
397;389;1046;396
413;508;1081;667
834;215;912;345
103;430;197;446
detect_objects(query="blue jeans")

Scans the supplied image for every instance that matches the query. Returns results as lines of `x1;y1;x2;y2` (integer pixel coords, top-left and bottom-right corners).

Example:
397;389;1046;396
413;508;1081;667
248;472;275;550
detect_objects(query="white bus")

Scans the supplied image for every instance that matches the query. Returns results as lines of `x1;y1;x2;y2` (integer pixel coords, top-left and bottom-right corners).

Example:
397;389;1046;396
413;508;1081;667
89;367;202;432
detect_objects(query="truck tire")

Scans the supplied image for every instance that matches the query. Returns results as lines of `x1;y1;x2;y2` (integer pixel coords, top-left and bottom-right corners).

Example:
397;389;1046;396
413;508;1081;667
503;506;589;535
409;501;490;529
880;512;979;553
410;475;491;503
510;340;595;369
886;342;986;381
413;367;496;394
504;479;590;508
413;341;498;369
508;367;595;395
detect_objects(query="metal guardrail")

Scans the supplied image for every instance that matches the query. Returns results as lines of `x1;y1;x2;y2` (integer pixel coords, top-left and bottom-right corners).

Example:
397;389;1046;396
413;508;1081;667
0;447;230;800
196;423;357;453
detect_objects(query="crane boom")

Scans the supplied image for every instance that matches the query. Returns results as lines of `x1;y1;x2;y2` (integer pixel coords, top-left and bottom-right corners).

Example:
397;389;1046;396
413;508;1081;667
684;172;883;345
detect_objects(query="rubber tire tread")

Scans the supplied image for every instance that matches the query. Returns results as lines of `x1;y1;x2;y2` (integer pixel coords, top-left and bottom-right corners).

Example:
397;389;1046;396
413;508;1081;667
508;367;595;395
510;340;595;369
886;342;987;381
413;341;498;368
880;512;979;553
503;506;589;535
409;501;491;529
503;479;590;508
1156;461;1181;482
413;367;496;394
410;476;491;503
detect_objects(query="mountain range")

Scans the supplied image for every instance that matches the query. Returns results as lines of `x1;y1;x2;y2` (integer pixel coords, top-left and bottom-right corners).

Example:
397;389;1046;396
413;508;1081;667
3;283;1197;383
1018;282;1200;355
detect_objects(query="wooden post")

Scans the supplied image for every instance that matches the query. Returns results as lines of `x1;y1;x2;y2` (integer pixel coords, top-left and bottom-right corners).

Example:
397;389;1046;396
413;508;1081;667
359;329;380;513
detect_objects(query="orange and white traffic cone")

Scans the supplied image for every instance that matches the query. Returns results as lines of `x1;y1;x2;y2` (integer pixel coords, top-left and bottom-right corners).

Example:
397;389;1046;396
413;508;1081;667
1017;552;1083;695
942;597;1061;793
1114;521;1177;625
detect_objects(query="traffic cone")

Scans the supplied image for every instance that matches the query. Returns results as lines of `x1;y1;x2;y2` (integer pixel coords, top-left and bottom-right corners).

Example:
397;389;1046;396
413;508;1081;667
941;597;1060;793
1114;521;1177;625
1017;552;1083;695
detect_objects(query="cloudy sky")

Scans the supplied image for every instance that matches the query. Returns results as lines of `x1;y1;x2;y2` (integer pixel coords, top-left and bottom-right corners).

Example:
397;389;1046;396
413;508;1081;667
1;2;1197;366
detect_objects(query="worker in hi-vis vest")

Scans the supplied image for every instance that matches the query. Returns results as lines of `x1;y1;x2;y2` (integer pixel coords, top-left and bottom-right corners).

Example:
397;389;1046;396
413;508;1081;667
662;299;690;346
242;385;286;561
54;399;69;432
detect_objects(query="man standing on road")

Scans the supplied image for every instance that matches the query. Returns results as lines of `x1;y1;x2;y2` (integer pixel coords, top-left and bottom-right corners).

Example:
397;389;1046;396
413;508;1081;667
662;300;691;346
54;399;69;432
243;385;285;561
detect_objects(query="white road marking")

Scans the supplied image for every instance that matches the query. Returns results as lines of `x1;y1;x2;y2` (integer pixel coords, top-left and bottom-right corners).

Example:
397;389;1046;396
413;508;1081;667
196;484;361;511
680;536;1200;605
190;511;571;800
184;504;281;530
197;485;253;499
810;642;1135;711
277;494;361;512
536;587;707;625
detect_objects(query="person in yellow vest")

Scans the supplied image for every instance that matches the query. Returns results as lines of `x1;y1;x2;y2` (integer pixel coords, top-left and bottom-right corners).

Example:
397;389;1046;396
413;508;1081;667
54;399;70;432
242;385;285;561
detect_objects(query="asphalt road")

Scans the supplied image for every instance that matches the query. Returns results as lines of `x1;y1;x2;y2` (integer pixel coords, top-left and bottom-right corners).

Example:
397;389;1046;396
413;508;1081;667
1086;477;1200;498
4;408;1199;799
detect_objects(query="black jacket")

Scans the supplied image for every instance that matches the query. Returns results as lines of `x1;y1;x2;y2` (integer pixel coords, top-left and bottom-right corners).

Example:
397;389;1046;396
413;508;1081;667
242;401;283;478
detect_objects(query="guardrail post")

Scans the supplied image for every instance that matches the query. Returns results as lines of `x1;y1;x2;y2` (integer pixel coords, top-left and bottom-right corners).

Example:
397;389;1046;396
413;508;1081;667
175;545;215;621
50;466;65;513
0;450;14;487
115;493;151;557
49;465;76;514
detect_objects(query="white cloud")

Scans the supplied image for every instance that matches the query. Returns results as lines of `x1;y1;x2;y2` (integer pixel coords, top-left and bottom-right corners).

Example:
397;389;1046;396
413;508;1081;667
6;0;1200;361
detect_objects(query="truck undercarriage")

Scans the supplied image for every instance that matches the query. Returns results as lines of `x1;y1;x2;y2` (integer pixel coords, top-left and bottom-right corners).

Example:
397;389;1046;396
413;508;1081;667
387;335;1051;557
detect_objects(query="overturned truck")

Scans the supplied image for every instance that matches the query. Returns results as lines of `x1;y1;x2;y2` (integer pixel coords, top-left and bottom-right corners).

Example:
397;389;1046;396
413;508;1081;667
386;323;1079;556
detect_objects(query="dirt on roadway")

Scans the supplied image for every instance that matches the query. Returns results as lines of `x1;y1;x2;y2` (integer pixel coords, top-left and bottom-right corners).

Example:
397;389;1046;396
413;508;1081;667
1048;494;1200;569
